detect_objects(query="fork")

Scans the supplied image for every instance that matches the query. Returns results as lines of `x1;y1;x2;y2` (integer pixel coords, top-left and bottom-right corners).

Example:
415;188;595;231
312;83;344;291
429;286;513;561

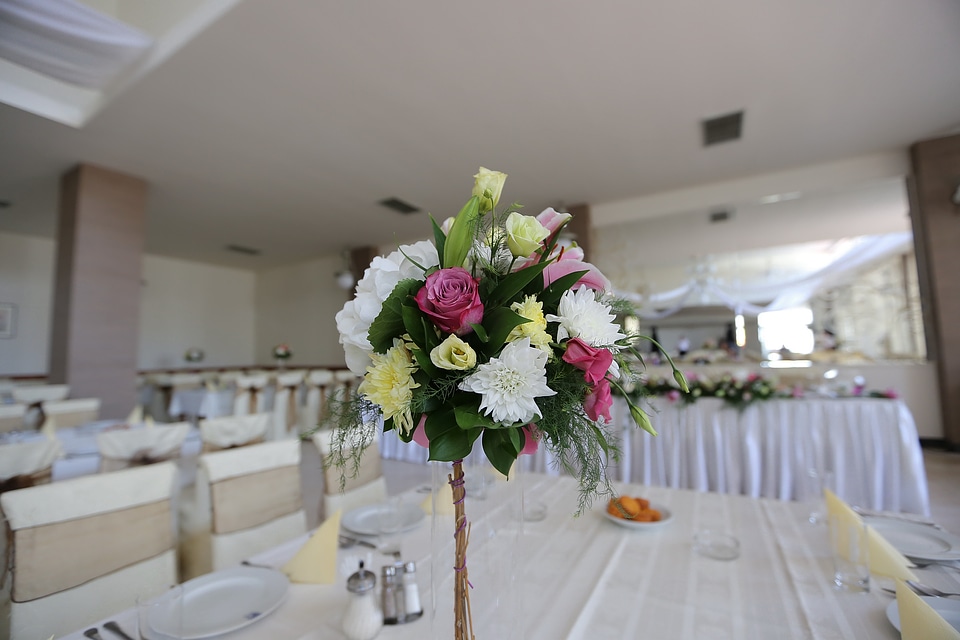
906;580;960;598
104;621;135;640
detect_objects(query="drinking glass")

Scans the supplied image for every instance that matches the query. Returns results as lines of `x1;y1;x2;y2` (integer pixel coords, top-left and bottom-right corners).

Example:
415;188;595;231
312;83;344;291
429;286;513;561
137;585;183;640
828;517;870;592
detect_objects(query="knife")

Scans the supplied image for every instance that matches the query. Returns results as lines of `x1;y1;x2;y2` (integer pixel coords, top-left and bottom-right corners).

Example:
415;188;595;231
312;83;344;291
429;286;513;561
103;621;135;640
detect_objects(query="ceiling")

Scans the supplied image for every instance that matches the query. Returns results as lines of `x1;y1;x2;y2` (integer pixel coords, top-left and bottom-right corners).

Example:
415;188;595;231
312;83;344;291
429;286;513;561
1;0;959;270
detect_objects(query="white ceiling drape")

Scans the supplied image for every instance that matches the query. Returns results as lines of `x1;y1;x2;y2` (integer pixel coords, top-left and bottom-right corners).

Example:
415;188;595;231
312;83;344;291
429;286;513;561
617;232;913;319
0;0;153;89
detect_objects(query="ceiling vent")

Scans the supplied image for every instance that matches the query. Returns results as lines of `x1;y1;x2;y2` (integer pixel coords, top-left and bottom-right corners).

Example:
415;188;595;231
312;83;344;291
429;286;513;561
379;197;421;215
702;111;744;146
709;209;733;223
225;244;261;256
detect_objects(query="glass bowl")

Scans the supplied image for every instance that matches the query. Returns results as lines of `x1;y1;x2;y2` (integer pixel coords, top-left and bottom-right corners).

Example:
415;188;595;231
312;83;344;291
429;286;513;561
694;530;740;560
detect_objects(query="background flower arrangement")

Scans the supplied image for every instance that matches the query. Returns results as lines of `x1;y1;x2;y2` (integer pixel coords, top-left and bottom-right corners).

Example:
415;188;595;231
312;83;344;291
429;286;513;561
330;167;687;638
183;347;205;363
272;343;293;360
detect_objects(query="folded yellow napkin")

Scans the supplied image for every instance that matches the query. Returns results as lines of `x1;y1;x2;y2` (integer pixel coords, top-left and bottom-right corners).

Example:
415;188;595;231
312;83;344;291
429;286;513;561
421;481;455;515
282;509;341;584
896;579;960;639
126;405;143;424
824;489;917;581
145;415;155;429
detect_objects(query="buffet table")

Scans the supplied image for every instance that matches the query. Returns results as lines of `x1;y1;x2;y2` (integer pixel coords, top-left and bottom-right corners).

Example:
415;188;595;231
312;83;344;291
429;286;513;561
63;473;956;639
381;397;930;515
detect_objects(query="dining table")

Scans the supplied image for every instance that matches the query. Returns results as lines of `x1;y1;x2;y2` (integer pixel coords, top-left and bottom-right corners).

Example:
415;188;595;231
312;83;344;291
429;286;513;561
61;472;960;640
381;396;930;515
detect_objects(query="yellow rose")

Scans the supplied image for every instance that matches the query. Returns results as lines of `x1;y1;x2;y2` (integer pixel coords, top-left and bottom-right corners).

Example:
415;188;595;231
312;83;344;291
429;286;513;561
430;334;478;370
505;212;550;257
472;167;507;212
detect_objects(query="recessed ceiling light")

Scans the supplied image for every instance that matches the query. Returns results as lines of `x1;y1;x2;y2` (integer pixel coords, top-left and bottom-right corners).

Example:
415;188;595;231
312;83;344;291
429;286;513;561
758;192;802;205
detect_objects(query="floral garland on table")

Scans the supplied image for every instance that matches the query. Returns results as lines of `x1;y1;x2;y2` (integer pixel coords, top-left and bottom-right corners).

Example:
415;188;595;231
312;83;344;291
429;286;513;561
330;167;687;639
272;343;293;360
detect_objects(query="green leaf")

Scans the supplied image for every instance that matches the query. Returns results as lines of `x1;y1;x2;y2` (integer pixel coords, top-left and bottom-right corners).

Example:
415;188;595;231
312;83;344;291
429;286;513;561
443;196;481;269
429;427;482;461
539;270;589;308
401;304;426;349
429;214;446;264
590;425;610;455
367;279;422;353
481;307;530;355
482;429;520;477
454;403;500;430
424;408;457;440
411;347;440;379
507;427;523;452
470;323;489;343
489;261;549;306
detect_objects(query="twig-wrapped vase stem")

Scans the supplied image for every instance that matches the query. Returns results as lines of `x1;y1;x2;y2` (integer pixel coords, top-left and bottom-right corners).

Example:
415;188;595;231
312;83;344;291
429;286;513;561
450;460;475;640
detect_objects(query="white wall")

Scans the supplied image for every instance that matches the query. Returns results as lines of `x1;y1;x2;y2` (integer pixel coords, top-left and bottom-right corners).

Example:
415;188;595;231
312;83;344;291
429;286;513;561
0;233;55;375
254;253;350;367
139;254;255;369
0;231;256;374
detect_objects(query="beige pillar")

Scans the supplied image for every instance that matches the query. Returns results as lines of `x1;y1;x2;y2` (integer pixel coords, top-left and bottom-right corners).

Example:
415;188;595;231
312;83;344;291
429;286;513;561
565;203;593;260
49;164;147;419
909;134;960;447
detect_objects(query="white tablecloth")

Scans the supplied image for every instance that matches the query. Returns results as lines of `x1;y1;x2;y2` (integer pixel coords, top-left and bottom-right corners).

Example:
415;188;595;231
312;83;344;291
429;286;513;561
381;397;930;514
168;389;237;421
63;474;960;640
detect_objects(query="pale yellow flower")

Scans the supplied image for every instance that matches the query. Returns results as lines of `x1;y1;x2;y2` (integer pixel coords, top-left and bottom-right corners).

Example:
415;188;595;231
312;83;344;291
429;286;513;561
430;334;477;371
472;167;507;212
505;212;550;257
359;338;420;434
507;295;552;352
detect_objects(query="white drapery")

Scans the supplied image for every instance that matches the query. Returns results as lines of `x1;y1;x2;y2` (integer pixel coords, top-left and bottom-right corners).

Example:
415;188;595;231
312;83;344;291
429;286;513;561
0;0;153;88
619;232;913;318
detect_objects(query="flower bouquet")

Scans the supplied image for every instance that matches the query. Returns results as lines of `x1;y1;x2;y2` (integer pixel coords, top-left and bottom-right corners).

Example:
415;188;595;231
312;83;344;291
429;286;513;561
183;347;205;363
272;343;293;360
332;168;686;638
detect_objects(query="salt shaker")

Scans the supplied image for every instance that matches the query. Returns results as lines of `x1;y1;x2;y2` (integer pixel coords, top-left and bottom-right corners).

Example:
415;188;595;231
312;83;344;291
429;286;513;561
342;561;383;640
402;561;423;620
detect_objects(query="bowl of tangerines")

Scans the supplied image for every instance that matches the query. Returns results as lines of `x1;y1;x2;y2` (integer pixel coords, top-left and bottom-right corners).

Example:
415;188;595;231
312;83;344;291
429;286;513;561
603;495;672;529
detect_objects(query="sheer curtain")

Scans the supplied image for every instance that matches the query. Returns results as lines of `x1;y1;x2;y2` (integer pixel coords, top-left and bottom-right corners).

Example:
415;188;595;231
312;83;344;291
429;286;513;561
0;0;153;88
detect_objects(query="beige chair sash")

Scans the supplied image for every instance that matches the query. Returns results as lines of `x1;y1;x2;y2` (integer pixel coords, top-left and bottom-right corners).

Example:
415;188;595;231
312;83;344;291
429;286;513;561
321;444;382;495
99;449;179;473
210;465;301;535
201;435;265;453
0;467;52;494
8;499;173;602
45;407;98;429
283;384;298;430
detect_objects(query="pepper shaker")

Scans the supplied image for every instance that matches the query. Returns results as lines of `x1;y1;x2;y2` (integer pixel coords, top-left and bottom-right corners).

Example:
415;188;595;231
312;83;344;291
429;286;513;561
381;565;401;624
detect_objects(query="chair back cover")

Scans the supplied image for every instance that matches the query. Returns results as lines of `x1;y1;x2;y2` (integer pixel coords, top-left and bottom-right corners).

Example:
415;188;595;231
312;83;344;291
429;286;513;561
217;370;243;387
11;384;69;404
179;439;306;579
96;422;190;472
273;370;306;439
233;375;269;415
301;368;335;432
0;462;178;639
0;404;25;434
170;373;203;391
200;413;270;451
42;397;101;429
312;428;387;519
0;439;62;491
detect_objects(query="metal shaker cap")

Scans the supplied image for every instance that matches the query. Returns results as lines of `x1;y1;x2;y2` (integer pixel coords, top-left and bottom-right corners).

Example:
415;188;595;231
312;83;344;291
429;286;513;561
347;560;376;593
404;561;416;573
382;565;397;578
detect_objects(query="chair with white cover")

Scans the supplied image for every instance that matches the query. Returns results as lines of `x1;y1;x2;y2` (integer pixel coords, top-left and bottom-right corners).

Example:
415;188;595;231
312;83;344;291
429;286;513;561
199;413;270;452
96;422;191;473
0;439;62;493
301;369;335;433
312;427;388;520
11;384;69;405
217;370;243;388
233;375;270;416
179;439;307;580
0;404;25;435
333;369;362;401
41;397;101;429
0;462;179;640
273;370;306;439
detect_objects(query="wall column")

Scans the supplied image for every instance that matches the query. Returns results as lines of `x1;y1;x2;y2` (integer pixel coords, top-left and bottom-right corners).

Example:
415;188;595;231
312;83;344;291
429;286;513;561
909;133;960;447
49;164;147;419
565;203;593;259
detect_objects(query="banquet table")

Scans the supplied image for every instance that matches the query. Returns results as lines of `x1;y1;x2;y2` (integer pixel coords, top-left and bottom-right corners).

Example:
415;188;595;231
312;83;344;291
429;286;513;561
381;396;930;515
63;473;959;640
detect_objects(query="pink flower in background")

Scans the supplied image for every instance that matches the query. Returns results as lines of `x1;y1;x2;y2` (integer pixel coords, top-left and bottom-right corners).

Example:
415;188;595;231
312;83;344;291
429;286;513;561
542;246;610;292
520;425;540;455
412;415;430;448
884;388;899;399
584;379;613;422
415;267;484;336
747;373;759;382
667;389;681;403
562;337;613;385
791;385;805;398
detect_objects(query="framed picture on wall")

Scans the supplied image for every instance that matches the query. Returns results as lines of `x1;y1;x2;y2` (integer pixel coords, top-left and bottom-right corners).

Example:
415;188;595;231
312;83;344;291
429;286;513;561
0;303;16;339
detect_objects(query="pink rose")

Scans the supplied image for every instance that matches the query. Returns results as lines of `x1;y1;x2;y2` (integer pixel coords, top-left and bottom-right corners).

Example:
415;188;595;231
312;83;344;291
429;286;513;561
415;267;484;336
667;389;681;403
584;379;613;422
520;424;540;455
543;246;610;292
563;338;613;385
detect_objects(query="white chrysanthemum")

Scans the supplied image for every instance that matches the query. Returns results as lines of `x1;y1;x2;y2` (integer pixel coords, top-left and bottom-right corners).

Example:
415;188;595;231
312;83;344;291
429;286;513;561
545;288;626;347
336;240;439;375
459;338;556;426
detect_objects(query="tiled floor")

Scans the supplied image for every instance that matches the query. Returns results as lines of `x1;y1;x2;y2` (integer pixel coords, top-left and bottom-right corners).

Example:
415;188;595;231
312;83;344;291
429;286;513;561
302;444;960;531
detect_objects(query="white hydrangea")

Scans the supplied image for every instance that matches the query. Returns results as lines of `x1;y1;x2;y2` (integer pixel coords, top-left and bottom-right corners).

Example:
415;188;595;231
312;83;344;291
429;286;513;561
336;240;439;375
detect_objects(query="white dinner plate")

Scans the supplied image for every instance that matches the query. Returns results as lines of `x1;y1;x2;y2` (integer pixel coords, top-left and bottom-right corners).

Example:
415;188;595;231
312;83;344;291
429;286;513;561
886;595;960;632
147;566;289;639
341;502;426;536
602;504;673;530
865;517;960;562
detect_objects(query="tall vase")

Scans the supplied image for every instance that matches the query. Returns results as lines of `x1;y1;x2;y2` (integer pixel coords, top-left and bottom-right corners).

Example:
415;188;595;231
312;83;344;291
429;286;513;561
276;358;286;371
428;442;525;639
